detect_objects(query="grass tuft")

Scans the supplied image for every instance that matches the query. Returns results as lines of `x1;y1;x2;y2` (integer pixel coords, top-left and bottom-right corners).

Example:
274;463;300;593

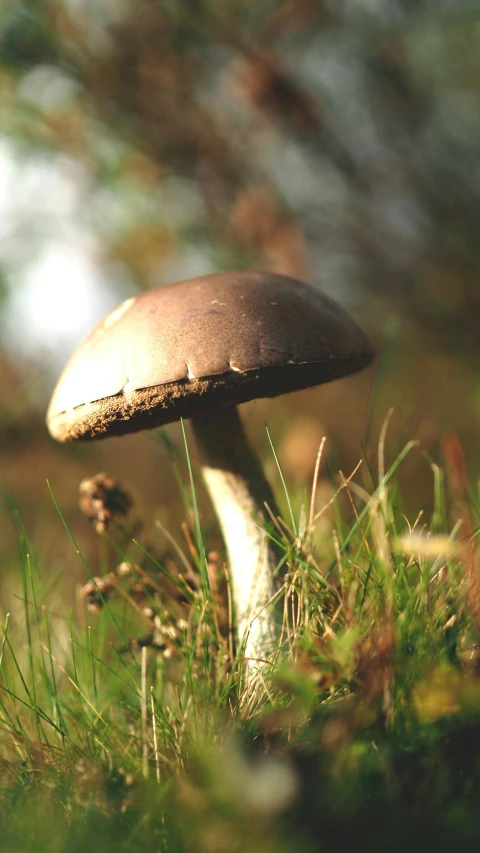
0;432;480;851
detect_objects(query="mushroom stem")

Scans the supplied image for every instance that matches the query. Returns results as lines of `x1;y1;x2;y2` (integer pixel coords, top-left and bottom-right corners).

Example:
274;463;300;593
191;405;284;666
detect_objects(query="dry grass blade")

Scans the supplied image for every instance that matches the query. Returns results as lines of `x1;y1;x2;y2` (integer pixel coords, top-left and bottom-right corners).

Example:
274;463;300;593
309;435;327;531
310;460;363;530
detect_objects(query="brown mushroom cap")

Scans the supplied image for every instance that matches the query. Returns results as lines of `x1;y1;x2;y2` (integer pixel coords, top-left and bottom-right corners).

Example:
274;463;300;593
46;271;374;442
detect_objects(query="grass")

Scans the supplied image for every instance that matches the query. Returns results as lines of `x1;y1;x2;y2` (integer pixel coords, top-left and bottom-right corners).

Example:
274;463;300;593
1;424;480;852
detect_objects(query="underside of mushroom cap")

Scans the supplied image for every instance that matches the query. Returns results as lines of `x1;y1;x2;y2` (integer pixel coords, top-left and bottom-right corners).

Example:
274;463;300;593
46;270;375;442
47;352;373;442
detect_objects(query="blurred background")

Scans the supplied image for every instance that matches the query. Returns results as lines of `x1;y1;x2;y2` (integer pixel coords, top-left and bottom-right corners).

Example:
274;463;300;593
1;0;480;594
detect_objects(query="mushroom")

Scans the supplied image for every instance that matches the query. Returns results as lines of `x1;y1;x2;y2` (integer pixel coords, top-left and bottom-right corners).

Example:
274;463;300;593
46;271;374;666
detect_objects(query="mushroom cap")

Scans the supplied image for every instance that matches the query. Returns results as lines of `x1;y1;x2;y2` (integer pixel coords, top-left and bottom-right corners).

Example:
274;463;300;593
46;271;374;442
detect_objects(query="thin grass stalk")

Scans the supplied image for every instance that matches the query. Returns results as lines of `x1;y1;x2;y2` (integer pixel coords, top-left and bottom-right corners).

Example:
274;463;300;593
151;688;160;784
141;646;148;778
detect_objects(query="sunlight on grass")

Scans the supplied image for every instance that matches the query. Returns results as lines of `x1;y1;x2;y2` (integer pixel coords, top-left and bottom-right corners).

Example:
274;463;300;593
0;427;480;851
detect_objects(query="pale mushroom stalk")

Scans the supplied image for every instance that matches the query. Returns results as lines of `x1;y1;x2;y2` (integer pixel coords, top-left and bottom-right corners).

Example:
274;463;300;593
191;405;283;664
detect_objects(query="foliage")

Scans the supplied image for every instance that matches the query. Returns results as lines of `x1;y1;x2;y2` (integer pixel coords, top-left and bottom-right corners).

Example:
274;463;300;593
1;431;480;850
2;2;480;350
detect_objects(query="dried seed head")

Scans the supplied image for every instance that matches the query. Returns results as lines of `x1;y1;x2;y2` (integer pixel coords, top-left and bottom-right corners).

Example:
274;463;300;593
81;573;116;611
79;472;133;534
